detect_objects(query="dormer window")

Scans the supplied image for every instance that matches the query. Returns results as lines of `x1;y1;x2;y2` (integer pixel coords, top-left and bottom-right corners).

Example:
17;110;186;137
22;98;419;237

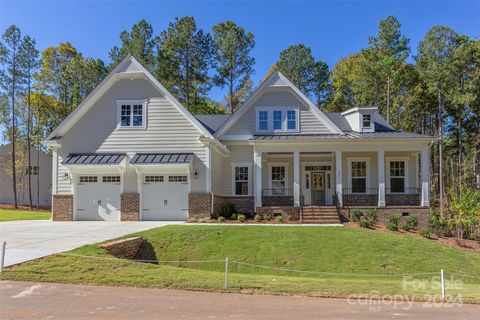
362;114;371;129
117;100;147;129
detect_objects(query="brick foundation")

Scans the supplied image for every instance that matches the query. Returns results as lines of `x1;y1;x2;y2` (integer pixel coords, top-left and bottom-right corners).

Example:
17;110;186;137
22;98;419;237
343;206;429;228
121;193;140;221
256;206;301;220
52;194;73;221
189;193;212;218
212;195;254;217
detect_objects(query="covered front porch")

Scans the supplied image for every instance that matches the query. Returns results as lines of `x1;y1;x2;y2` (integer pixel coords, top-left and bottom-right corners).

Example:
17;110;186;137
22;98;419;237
252;144;430;211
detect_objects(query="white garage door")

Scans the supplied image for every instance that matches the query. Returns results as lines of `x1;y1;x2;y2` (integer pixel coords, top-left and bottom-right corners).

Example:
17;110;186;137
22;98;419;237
76;175;121;221
142;175;189;221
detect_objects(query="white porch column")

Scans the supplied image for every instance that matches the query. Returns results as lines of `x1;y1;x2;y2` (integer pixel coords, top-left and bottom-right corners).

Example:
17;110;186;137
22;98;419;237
254;150;262;210
293;151;300;207
421;148;430;207
377;150;386;207
335;151;343;207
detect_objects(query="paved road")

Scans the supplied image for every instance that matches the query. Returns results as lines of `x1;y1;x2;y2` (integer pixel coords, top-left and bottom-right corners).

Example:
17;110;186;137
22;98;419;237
0;220;183;266
0;281;477;320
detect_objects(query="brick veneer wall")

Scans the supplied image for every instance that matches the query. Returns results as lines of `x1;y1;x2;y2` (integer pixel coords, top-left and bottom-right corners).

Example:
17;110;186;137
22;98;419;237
343;206;429;228
189;193;212;218
99;237;145;259
212;195;254;217
121;193;140;221
256;206;300;220
52;194;73;221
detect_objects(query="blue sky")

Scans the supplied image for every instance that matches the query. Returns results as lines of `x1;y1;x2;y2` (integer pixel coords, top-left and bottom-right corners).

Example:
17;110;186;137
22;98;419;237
0;0;479;103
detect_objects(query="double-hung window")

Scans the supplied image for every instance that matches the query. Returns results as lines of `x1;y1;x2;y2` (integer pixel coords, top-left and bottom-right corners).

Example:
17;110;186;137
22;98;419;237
233;164;251;196
273;111;282;130
271;165;287;195
118;100;146;129
362;114;371;128
258;111;268;131
389;160;406;193
351;161;367;193
287;110;297;130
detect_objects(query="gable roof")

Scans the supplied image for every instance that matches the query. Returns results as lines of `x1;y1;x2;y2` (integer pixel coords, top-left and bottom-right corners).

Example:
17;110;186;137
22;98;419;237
214;71;344;138
45;54;217;143
194;114;231;134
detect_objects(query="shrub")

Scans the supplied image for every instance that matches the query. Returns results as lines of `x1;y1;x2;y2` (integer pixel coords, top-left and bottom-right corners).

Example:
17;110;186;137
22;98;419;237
388;214;401;226
359;216;373;228
400;223;412;232
386;222;398;231
230;213;238;220
263;213;271;221
350;209;363;222
218;216;225;223
276;215;284;223
219;203;236;218
406;214;419;230
419;228;431;238
254;214;262;222
365;209;379;225
237;214;246;222
287;214;293;221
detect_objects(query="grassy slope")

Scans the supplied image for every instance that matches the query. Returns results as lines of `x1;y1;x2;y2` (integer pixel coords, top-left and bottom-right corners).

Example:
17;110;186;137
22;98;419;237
0;209;51;221
2;225;479;302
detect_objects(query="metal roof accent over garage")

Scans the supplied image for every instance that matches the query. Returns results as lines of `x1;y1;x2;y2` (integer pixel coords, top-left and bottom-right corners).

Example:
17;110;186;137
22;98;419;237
62;153;126;165
130;153;193;165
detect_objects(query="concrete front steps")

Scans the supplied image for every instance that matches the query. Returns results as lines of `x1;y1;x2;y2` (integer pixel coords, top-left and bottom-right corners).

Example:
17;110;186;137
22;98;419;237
301;206;341;224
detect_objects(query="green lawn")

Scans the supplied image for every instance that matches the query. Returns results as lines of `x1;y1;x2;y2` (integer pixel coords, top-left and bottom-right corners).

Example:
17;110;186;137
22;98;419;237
0;209;51;221
2;225;479;302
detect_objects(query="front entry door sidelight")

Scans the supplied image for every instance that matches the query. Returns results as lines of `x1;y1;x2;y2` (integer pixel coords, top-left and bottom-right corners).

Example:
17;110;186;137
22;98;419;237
311;172;325;205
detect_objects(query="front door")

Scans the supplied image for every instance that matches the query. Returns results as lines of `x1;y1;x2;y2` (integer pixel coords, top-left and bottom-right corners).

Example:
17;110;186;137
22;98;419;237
311;172;325;205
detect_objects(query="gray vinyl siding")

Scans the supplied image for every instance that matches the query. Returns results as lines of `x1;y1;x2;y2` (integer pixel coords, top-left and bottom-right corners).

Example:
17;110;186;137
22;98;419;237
211;148;225;195
55;78;207;195
223;90;331;136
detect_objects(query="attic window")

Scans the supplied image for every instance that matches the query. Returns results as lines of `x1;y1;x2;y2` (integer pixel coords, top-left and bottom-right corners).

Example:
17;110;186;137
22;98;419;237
362;114;371;128
117;100;147;129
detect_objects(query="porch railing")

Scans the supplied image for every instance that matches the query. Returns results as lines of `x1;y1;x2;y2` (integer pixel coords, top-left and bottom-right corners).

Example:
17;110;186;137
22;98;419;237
262;189;293;206
385;188;421;206
342;188;378;206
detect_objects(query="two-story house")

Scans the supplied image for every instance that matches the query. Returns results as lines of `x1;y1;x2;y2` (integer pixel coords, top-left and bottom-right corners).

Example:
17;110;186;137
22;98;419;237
45;55;435;222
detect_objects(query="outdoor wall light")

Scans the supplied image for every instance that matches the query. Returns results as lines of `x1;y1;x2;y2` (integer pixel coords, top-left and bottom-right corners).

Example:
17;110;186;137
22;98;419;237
194;169;198;180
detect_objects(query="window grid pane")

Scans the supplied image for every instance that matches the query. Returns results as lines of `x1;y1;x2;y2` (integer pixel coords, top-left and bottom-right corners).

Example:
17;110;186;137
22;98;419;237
121;105;131;126
287;110;296;130
273;111;282;130
259;111;268;130
234;166;249;195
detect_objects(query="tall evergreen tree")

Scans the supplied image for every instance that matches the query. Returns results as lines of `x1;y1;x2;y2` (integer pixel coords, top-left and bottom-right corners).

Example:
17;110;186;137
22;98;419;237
361;16;410;123
275;44;331;107
109;19;157;71
156;17;214;111
212;20;255;113
19;35;39;209
0;25;24;209
416;25;461;215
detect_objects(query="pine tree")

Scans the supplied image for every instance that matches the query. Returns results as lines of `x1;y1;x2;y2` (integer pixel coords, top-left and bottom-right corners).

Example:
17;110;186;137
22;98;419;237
212;21;255;113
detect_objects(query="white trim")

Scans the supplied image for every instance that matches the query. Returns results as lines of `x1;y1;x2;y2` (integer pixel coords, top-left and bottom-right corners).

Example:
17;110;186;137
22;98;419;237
52;149;58;195
206;146;212;193
341;106;378;116
215;71;343;138
116;99;147;130
347;157;371;193
386;157;409;194
231;162;253;196
267;162;289;191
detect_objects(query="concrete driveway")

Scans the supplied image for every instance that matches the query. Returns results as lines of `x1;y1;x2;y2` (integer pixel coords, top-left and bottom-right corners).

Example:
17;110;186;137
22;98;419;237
0;220;184;267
